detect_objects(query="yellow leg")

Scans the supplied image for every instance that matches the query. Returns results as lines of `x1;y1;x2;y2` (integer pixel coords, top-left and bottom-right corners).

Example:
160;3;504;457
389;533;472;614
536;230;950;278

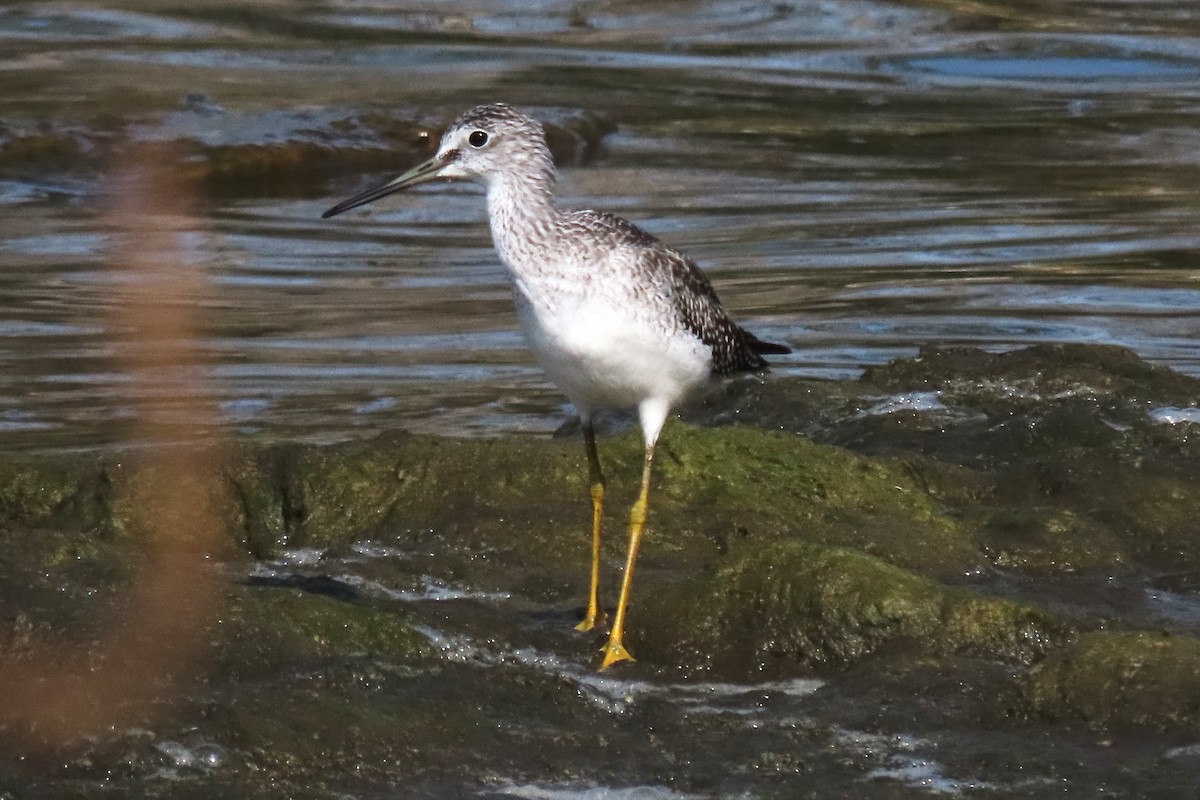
600;441;656;669
575;423;605;632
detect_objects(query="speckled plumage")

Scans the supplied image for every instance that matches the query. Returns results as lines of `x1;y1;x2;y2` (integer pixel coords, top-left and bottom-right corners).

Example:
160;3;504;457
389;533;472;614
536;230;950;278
323;103;790;669
440;104;790;422
561;208;789;376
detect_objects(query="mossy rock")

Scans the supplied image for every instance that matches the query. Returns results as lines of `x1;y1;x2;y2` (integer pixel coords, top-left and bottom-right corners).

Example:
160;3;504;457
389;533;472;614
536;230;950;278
105;455;241;549
0;456;101;528
647;425;980;577
862;343;1200;408
215;583;433;679
631;539;1064;678
657;426;935;518
229;430;589;554
1024;631;1200;732
221;425;984;580
976;506;1127;572
1111;476;1200;566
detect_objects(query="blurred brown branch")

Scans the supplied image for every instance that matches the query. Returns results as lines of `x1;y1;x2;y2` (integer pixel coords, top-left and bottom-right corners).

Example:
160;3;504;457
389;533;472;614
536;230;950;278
0;145;227;744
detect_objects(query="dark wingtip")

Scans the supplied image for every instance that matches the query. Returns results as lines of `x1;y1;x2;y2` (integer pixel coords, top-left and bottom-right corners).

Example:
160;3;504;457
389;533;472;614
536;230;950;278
320;207;340;219
720;331;791;375
748;332;791;356
754;341;792;356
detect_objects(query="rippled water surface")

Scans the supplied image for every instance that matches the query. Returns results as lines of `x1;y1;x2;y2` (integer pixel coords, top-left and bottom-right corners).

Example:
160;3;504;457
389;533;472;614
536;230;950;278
3;1;1199;450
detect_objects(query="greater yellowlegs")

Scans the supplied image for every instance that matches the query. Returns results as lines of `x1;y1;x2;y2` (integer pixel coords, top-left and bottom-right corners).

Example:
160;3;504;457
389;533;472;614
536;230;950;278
323;104;789;669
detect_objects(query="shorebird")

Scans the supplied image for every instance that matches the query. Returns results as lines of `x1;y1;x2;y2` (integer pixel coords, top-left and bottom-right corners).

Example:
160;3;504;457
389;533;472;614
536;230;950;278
323;103;789;669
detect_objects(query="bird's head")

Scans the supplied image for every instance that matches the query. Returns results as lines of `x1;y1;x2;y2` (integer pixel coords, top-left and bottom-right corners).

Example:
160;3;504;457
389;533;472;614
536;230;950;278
322;103;553;219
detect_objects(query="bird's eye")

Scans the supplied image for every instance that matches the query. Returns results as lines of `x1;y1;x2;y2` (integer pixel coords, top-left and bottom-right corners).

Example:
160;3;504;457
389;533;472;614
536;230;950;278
468;130;489;148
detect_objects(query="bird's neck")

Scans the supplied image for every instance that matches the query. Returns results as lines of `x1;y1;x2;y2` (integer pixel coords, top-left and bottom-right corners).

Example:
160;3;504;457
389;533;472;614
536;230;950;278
486;171;561;278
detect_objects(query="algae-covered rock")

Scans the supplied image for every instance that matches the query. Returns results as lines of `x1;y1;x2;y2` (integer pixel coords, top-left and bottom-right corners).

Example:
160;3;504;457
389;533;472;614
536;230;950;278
862;343;1200;408
227;430;589;558
938;592;1062;663
7;343;1200;797
1110;476;1200;566
219;424;986;583
976;507;1127;573
632;540;1064;678
104;455;241;550
214;583;433;679
807;344;1200;474
0;455;102;529
649;425;981;578
1024;631;1200;732
658;426;938;521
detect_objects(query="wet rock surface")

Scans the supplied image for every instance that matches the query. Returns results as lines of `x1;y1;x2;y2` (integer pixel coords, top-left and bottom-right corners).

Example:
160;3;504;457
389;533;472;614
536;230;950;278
3;345;1200;797
0;104;614;200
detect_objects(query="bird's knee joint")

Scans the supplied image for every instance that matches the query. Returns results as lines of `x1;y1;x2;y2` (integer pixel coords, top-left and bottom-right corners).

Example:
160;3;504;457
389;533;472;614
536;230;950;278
590;482;604;504
629;500;648;528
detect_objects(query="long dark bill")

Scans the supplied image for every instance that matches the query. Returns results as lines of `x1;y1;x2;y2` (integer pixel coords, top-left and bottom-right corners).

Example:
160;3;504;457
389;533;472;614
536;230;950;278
321;155;446;219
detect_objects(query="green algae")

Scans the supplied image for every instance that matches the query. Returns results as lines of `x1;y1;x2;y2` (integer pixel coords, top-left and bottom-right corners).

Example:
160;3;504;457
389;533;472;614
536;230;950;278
1024;631;1200;732
230;431;587;552
0;456;100;529
217;583;433;673
632;540;1065;678
975;507;1127;573
863;344;1200;408
939;592;1063;662
7;346;1200;800
658;425;939;522
558;424;981;578
217;423;988;588
4;343;1200;749
1112;476;1200;566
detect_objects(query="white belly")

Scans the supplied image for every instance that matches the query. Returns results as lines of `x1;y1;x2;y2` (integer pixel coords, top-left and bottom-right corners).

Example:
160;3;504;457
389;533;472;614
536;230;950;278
514;290;712;417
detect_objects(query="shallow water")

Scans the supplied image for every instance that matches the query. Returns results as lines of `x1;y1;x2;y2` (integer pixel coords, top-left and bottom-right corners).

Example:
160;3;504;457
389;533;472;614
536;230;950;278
1;0;1199;451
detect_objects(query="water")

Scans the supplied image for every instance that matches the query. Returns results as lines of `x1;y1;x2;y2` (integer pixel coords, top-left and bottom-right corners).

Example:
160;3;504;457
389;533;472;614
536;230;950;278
1;1;1198;451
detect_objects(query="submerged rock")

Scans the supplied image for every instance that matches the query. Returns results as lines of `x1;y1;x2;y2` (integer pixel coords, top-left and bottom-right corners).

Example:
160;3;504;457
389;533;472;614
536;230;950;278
862;343;1199;406
0;104;616;200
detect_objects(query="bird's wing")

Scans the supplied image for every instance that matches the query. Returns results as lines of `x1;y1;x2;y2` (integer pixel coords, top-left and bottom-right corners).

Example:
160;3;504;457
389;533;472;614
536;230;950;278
570;210;782;375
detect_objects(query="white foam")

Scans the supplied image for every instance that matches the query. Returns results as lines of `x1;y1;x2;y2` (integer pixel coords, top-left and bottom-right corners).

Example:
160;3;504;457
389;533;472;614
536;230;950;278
153;740;226;771
410;624;485;664
858;391;948;417
339;573;511;603
836;728;993;795
270;547;327;567
494;782;701;800
670;678;824;699
1165;742;1200;759
410;626;822;717
867;759;993;794
348;540;411;559
249;550;509;604
1150;406;1200;425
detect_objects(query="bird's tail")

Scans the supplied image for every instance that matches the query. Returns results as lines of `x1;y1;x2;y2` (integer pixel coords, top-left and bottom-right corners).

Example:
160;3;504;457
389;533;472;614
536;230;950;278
746;332;791;356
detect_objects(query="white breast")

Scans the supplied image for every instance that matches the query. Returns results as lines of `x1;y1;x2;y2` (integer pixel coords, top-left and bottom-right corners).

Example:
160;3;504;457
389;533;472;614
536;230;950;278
512;278;712;417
